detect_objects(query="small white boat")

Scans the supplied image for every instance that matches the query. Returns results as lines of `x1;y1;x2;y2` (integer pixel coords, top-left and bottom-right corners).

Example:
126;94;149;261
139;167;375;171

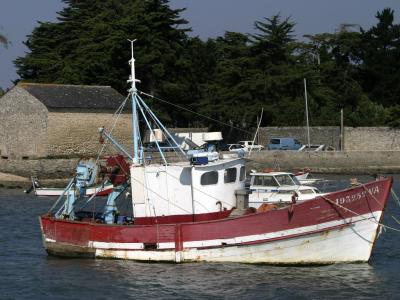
248;171;322;207
33;183;114;197
293;171;323;185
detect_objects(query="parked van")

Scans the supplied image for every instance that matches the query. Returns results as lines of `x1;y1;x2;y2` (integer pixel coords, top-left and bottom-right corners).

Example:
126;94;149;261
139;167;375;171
267;138;302;150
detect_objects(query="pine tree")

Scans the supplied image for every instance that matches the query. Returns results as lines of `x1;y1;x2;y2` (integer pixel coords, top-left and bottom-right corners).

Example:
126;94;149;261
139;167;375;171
359;8;400;107
15;0;190;121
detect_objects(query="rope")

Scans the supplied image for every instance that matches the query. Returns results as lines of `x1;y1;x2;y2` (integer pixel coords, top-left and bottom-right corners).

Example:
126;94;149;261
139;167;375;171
391;188;400;208
139;90;253;135
361;183;400;229
321;194;400;233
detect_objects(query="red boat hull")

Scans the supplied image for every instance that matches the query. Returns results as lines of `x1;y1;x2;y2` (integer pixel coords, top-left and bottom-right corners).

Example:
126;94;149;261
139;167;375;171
40;177;392;264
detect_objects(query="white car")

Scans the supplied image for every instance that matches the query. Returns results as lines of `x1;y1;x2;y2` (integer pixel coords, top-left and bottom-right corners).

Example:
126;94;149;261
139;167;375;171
298;144;326;151
238;141;264;152
227;143;247;152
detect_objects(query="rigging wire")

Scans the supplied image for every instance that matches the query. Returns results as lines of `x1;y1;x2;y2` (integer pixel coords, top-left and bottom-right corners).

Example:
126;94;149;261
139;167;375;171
137;93;188;159
95;93;130;165
139;90;253;135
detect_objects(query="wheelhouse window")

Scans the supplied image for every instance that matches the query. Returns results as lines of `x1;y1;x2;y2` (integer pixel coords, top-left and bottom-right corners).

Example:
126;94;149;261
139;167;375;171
275;175;296;186
253;175;278;186
239;166;245;181
289;174;301;185
224;168;237;183
263;176;279;186
201;171;218;185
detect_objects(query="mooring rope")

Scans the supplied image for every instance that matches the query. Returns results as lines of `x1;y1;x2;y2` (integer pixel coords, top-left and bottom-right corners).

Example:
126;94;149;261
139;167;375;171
391;188;400;208
360;183;400;229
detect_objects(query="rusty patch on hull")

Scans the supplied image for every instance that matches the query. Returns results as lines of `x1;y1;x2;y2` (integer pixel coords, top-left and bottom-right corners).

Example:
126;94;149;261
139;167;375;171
44;241;95;258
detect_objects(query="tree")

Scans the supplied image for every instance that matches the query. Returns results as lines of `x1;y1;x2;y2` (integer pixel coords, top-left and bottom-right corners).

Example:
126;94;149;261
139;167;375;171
251;14;296;64
248;15;310;126
13;4;399;128
14;0;190;122
359;8;400;107
201;32;256;129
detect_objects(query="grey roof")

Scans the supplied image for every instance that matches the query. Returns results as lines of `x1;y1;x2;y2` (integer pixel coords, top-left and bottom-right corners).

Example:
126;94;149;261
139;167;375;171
19;83;126;109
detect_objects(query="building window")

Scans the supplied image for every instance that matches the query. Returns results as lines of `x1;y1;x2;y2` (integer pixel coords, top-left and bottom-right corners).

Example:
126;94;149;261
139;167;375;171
239;166;245;181
224;168;237;183
201;171;218;185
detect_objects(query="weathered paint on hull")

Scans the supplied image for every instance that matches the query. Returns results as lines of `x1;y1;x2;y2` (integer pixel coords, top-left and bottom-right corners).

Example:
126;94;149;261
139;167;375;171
42;212;381;264
40;177;392;264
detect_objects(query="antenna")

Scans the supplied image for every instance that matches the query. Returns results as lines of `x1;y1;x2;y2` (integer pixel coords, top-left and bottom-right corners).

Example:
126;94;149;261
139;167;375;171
127;39;140;93
128;39;141;164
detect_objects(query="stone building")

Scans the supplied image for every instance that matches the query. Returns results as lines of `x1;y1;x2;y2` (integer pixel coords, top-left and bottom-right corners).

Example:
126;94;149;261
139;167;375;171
0;83;133;159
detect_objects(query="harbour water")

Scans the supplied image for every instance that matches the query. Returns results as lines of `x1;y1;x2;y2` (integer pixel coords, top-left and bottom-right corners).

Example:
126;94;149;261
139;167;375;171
0;174;400;299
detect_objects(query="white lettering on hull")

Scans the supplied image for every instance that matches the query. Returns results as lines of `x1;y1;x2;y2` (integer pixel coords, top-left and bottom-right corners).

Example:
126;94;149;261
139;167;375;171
335;186;380;206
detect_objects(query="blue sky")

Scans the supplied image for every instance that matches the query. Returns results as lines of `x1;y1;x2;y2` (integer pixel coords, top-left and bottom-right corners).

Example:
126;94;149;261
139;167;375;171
1;0;400;90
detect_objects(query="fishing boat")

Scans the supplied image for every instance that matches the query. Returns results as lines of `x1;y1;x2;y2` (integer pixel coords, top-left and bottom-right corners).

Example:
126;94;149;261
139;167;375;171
39;44;393;264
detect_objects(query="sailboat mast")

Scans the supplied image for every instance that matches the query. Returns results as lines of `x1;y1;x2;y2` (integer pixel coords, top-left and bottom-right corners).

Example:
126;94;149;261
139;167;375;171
304;78;311;148
128;39;140;164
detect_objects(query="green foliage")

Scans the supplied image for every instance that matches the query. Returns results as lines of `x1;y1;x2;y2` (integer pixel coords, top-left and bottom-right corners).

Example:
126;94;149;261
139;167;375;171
387;105;400;128
13;4;400;128
359;8;400;107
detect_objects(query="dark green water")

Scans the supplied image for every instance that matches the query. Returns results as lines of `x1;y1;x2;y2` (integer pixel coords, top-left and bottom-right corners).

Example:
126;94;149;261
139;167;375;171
0;175;399;299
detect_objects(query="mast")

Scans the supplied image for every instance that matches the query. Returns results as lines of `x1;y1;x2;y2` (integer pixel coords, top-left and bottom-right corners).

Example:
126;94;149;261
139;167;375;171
128;39;141;164
304;78;311;148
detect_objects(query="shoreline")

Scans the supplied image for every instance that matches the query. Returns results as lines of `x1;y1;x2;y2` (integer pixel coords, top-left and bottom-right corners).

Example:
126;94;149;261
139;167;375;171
0;172;70;190
1;150;399;189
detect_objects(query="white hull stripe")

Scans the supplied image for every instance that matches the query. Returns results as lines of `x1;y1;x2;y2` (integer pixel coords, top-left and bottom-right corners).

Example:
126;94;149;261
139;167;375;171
91;241;175;250
81;211;381;251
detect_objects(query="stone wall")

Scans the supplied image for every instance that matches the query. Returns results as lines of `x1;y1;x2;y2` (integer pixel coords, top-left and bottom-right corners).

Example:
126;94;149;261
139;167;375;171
344;127;400;151
258;126;341;149
0;158;79;179
247;150;400;174
0;86;48;159
1;151;399;182
47;110;133;157
258;126;400;150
